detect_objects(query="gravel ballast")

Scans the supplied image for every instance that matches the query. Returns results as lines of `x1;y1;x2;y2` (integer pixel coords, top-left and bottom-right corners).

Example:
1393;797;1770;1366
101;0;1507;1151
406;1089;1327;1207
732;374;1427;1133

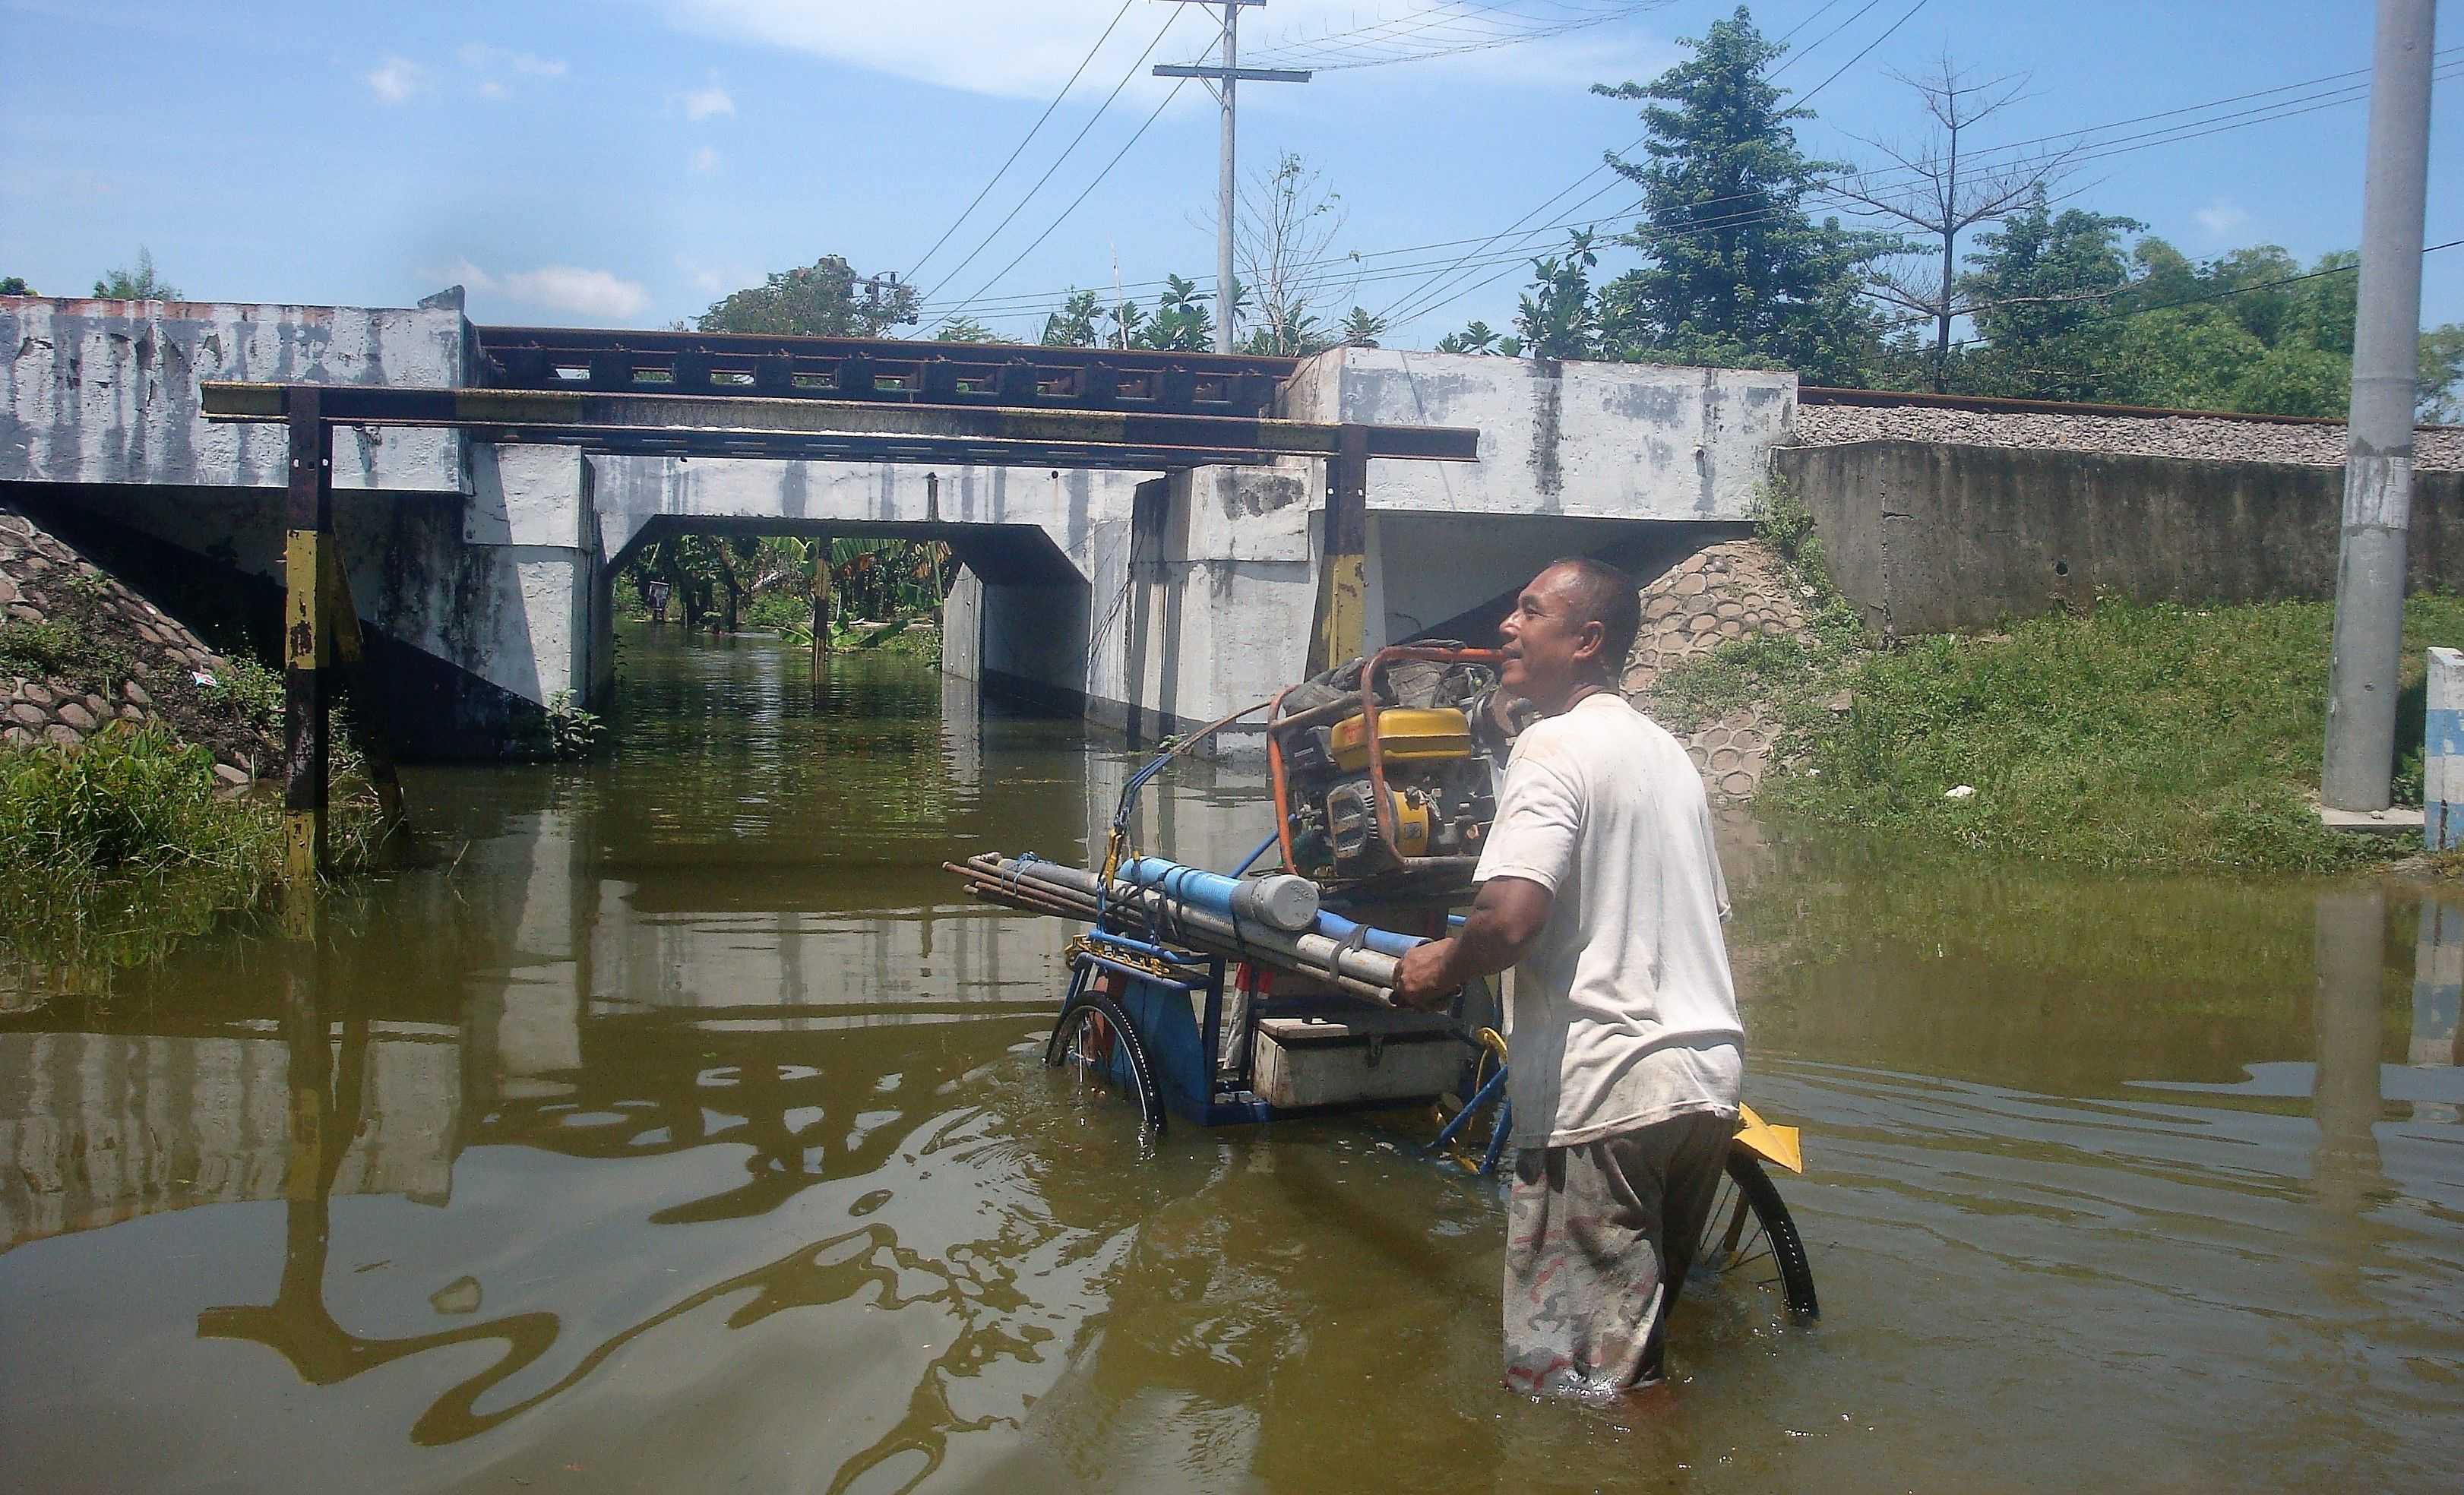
1790;403;2464;471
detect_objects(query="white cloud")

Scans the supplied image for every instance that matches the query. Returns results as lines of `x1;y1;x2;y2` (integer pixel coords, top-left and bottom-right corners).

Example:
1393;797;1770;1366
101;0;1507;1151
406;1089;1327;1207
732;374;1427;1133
2194;200;2254;241
460;43;569;77
679;81;735;120
437;260;650;321
476;78;511;100
691;145;721;172
659;0;1663;100
364;55;425;104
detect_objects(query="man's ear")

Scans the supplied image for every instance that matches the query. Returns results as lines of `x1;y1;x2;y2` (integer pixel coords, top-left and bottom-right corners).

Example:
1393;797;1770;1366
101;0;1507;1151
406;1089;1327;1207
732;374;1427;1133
1573;618;1606;665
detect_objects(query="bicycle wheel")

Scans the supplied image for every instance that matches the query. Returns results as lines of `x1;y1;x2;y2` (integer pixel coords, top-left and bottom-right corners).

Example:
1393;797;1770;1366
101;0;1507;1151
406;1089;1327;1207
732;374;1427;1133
1689;1149;1818;1319
1044;988;1166;1136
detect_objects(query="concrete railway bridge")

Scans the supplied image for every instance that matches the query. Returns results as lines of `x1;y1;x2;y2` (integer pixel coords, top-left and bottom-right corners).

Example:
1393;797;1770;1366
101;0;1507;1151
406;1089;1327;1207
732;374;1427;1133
0;296;1789;763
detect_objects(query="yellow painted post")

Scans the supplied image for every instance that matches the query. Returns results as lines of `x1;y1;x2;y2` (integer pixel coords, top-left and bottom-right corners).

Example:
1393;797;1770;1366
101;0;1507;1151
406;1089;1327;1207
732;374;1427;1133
1308;422;1371;675
283;390;332;900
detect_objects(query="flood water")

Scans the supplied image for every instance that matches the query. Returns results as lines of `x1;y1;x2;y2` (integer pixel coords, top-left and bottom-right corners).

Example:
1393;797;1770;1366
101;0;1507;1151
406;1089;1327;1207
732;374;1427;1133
5;625;2462;1492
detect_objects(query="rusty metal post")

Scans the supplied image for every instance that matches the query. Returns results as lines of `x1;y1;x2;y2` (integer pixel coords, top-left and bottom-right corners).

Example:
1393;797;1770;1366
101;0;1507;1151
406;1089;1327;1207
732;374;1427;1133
283;389;332;896
811;531;833;668
1309;422;1371;675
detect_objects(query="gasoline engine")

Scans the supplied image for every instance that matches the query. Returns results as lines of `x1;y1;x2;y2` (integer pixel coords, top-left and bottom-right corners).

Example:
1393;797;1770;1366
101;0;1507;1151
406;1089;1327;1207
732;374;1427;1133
1266;645;1510;893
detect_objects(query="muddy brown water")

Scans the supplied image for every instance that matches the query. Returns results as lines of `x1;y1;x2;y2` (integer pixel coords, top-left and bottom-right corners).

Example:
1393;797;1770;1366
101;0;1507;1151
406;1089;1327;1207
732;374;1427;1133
4;626;2461;1492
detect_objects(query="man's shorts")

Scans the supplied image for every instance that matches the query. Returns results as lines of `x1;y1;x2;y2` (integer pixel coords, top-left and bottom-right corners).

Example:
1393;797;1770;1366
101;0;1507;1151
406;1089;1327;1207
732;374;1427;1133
1502;1111;1735;1398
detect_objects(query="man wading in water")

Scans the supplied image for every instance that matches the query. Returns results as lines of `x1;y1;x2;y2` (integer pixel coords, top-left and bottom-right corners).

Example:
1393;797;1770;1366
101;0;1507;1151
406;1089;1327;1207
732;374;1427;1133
1393;558;1745;1399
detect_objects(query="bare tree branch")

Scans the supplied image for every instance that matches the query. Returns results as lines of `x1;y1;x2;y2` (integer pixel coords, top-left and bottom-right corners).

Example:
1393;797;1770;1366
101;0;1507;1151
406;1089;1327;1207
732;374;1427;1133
1234;153;1355;356
1834;51;2081;390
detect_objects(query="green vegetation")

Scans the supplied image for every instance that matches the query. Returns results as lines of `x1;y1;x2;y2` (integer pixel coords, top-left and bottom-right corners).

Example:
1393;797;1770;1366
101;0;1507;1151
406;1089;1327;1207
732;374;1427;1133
540;691;605;760
1425;5;2464;421
0;725;381;975
1638;483;2463;874
91;245;179;301
622;532;951;650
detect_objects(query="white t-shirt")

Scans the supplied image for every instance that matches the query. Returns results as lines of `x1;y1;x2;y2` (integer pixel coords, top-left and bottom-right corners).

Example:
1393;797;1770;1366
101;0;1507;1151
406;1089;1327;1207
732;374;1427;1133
1472;692;1744;1148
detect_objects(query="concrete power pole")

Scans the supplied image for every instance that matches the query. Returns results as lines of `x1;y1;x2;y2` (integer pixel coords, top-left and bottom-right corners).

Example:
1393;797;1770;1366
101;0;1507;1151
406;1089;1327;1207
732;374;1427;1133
1156;1;1310;353
2323;0;2438;811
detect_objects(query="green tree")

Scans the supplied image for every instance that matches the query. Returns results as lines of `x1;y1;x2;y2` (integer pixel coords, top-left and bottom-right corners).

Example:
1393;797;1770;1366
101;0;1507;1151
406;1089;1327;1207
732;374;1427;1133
1514;230;1602;359
0;277;29;296
1588;7;1896;383
697;256;916;337
1435;320;1518;356
2421;324;2464;423
2101;242;2364;416
935;317;1000;343
1137;274;1216;351
93;247;179;301
1960;189;2143;400
1039;289;1102;347
1339;306;1388;349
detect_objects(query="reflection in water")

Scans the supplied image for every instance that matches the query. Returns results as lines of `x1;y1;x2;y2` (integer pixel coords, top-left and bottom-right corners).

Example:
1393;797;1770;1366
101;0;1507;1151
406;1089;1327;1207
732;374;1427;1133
5;629;2464;1492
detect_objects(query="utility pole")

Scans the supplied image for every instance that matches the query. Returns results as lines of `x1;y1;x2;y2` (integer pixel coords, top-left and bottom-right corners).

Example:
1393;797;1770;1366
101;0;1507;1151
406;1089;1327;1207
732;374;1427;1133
2323;0;2437;811
1156;1;1310;353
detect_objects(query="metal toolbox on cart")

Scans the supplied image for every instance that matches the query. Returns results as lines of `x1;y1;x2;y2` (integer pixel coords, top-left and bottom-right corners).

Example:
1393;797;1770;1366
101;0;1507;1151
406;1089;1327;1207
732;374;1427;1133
1252;1005;1460;1109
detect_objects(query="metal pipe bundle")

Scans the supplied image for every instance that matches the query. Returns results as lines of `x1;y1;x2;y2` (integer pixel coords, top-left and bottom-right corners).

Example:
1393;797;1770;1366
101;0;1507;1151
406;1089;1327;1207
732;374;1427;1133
945;852;1418;1004
1118;855;1321;931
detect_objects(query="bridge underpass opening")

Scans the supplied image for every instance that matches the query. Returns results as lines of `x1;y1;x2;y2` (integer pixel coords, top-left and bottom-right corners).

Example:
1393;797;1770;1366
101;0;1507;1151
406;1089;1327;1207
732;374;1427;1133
194;374;1479;890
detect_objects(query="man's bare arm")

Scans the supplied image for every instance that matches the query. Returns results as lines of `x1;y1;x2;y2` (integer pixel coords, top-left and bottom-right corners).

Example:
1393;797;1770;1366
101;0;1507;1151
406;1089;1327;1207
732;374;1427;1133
1390;876;1552;1008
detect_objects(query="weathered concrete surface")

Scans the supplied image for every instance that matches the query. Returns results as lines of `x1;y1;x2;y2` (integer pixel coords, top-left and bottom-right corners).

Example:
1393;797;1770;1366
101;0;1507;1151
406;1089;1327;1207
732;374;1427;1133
1777;438;2464;635
0;298;606;756
1284;348;1795;521
0;297;464;493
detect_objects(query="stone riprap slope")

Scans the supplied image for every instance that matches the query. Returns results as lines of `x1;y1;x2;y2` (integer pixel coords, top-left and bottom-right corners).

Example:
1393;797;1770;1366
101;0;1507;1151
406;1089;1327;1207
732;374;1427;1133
1791;403;2464;470
1618;540;1812;801
1;504;271;782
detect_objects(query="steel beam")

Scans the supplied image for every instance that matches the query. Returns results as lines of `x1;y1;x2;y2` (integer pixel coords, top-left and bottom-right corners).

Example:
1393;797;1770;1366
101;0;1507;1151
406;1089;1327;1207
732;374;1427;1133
475;325;1298;417
199;382;1479;468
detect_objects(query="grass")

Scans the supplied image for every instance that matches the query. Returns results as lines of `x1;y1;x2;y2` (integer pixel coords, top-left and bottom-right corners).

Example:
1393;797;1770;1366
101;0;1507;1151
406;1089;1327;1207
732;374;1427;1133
1637;480;2464;874
0;725;386;977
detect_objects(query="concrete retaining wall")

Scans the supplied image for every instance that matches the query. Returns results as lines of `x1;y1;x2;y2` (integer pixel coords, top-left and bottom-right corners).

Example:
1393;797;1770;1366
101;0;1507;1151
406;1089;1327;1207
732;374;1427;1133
1776;438;2464;635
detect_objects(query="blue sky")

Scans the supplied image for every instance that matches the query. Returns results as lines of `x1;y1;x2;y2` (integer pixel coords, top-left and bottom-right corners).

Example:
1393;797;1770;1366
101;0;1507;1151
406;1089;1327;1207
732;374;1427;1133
3;0;2456;349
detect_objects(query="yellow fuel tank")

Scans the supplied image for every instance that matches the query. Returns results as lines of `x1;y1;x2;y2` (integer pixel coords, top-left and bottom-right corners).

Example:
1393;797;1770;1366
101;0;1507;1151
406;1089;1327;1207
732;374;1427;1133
1328;707;1472;773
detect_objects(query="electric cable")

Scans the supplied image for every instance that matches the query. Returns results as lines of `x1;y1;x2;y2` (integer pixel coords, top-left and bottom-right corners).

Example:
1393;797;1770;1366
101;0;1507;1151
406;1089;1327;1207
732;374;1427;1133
904;0;1141;286
925;76;1195;337
910;47;2459;319
919;6;1190;321
1374;0;1919;327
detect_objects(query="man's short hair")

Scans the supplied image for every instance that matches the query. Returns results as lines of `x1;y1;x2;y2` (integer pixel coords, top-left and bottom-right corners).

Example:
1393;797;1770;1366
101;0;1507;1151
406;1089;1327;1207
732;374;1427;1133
1546;557;1641;669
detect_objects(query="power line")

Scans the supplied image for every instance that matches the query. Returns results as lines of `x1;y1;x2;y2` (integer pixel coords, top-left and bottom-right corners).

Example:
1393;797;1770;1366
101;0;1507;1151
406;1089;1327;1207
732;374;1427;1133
1791;0;1929;106
1382;57;2464;336
917;7;1188;318
1946;235;2464;351
926;77;1197;337
904;0;1140;285
1385;49;2456;333
909;46;2459;335
1238;2;1662;73
1777;0;1849;47
1375;0;1920;324
914;53;2457;324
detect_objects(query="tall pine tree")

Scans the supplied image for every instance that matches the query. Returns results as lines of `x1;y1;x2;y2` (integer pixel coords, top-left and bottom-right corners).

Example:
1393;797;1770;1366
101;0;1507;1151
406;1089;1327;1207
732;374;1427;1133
1590;7;1895;384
